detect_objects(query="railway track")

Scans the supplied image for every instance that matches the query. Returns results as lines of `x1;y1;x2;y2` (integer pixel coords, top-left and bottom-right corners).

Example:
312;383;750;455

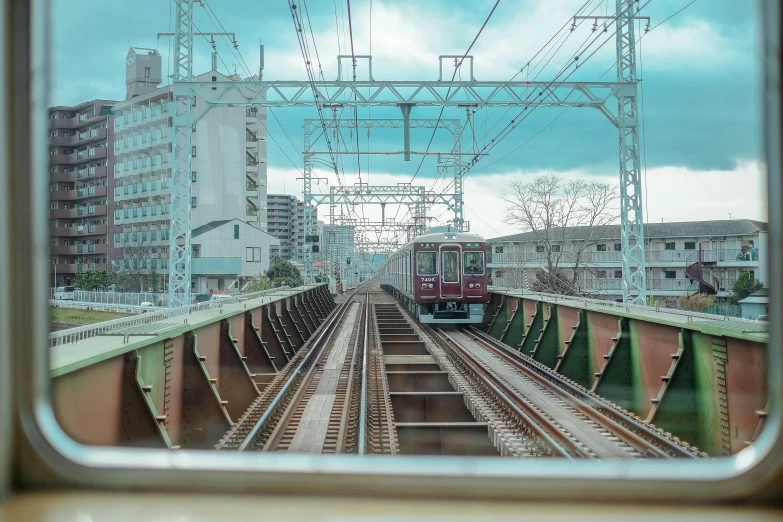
215;286;369;452
216;283;705;459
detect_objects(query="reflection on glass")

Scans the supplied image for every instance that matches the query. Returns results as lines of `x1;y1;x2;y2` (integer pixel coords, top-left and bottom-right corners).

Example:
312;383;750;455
442;251;459;283
464;252;484;275
416;252;437;276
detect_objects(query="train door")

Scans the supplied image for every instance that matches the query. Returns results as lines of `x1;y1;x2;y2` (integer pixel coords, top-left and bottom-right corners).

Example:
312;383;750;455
439;245;462;298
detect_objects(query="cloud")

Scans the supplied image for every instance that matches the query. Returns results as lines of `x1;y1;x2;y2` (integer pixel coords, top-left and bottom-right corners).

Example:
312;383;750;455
267;158;768;243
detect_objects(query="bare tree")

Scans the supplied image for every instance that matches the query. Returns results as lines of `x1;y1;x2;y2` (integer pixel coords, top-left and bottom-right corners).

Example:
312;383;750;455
501;174;619;294
114;227;161;292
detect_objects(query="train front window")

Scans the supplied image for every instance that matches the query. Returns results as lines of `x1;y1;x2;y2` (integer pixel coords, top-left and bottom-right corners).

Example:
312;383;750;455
417;251;437;276
464;252;484;275
442;251;459;283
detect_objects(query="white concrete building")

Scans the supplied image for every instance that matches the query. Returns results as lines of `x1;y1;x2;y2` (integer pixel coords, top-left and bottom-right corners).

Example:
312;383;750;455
110;47;268;279
190;219;279;293
488;219;768;301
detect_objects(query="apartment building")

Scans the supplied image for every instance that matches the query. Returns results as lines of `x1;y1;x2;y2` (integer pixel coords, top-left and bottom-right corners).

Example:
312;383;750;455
266;194;316;262
48;99;116;286
110;47;268;283
487;219;768;300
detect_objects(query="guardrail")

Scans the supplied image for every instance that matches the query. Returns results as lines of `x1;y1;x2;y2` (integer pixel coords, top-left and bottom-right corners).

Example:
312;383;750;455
488;287;769;333
50;300;164;315
49;286;293;348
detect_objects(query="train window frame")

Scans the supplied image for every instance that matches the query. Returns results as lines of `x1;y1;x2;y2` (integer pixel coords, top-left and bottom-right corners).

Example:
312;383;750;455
463;251;485;276
416;251;438;276
6;0;783;504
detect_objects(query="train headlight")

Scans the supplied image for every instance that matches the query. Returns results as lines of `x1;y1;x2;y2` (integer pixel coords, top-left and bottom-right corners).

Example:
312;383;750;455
469;284;474;289
428;283;434;289
475;283;481;288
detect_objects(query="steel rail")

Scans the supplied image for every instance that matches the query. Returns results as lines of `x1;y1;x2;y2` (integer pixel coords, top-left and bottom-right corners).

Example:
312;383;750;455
426;326;577;459
467;326;706;458
237;286;364;451
358;291;370;455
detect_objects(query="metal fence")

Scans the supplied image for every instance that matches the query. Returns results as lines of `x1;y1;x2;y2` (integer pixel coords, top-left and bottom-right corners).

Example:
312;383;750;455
50;300;163;315
49;286;293;347
50;289;174;307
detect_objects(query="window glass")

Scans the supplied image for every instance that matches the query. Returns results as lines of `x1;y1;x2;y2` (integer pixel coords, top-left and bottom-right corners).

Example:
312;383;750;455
416;251;437;275
463;252;484;275
442;251;459;282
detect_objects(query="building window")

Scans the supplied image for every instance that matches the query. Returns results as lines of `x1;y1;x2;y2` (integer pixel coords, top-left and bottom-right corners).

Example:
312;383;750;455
684;242;696;250
596;244;607;252
495;270;502;278
246;247;262;262
191;125;196;132
665;270;676;279
535;245;545;253
494;246;504;254
615;270;623;278
191;97;197;107
664;242;676;250
552;245;560;252
144;66;150;78
234;224;240;239
614;243;621;251
596;270;607;278
191;146;196;157
191;171;197;182
191;197;197;208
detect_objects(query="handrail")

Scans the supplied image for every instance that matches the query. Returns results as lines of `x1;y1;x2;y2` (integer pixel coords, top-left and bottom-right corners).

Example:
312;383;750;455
48;285;302;347
487;286;768;331
358;291;370;455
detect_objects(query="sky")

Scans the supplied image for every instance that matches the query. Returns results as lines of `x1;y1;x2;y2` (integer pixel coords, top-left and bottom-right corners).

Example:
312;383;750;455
51;0;768;240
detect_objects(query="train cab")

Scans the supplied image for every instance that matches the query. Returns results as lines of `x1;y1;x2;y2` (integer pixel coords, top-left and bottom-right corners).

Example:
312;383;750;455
412;227;489;324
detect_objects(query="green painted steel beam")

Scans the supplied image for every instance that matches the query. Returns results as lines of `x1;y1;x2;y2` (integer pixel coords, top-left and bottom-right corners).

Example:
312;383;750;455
594;318;634;412
532;304;560;369
501;299;526;348
556;309;592;387
650;330;701;450
488;296;508;339
520;302;543;356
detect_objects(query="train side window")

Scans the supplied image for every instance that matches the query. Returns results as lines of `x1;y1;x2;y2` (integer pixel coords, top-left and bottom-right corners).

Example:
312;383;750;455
464;252;484;275
416;252;437;275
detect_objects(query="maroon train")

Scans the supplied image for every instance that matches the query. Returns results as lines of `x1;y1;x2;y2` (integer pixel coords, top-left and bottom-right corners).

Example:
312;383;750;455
378;226;489;323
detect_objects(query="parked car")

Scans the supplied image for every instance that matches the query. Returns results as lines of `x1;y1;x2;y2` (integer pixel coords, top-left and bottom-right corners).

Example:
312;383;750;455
193;293;211;304
140;301;154;313
53;286;75;301
209;294;235;302
757;314;769;322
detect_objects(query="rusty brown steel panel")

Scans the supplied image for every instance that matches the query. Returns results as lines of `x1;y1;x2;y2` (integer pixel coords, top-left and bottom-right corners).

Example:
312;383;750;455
181;332;232;449
631;321;682;419
281;298;305;351
289;295;313;339
219;320;260;422
261;304;290;365
164;335;185;446
522;299;537;333
724;337;768;453
386;372;453;392
586;311;619;386
229;315;246;357
192;322;221;387
556;305;580;357
120;353;171;448
52;355;124;446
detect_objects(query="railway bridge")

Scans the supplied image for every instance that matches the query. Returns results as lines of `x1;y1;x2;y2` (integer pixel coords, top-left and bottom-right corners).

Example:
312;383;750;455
49;283;767;457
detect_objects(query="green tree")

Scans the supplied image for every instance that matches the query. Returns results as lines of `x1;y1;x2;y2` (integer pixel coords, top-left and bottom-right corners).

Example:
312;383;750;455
74;269;112;291
729;271;764;305
246;276;272;293
266;259;303;288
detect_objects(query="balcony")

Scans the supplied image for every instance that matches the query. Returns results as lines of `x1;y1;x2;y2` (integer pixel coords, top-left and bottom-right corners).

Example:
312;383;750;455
114;179;169;202
50;244;108;256
49;117;75;130
49;208;80;219
55;225;108;237
55;185;108;201
114;204;170;224
192;257;242;275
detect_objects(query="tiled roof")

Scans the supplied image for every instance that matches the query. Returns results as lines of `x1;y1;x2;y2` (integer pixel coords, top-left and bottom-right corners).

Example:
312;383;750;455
488;219;768;243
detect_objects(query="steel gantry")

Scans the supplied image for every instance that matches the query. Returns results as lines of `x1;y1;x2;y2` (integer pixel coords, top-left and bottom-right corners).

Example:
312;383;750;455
169;0;649;302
